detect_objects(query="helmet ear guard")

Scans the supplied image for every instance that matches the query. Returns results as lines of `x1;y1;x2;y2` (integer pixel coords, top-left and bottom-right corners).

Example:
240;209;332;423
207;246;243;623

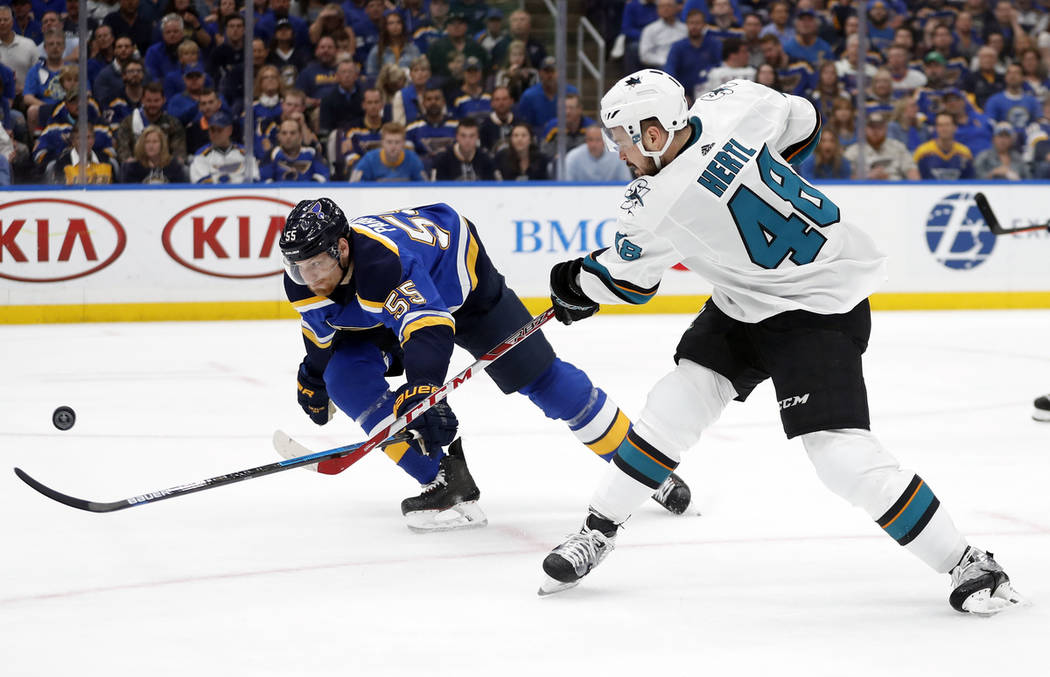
600;69;690;167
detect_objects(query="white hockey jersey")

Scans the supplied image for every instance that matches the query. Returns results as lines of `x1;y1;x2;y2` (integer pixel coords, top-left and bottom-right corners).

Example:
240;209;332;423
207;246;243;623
580;79;887;323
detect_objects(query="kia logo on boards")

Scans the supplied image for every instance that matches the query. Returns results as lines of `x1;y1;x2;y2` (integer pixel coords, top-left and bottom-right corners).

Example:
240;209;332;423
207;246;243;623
0;198;127;282
162;195;295;279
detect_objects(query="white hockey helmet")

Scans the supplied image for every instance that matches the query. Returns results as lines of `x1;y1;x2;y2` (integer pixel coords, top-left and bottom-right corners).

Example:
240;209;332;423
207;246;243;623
600;69;689;165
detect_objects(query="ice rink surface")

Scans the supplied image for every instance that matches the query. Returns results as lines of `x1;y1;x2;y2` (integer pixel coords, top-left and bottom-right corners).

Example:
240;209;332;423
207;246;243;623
1;310;1048;676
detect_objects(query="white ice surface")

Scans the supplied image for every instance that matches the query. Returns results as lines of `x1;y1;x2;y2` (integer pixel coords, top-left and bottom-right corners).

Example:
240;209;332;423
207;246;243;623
1;311;1048;676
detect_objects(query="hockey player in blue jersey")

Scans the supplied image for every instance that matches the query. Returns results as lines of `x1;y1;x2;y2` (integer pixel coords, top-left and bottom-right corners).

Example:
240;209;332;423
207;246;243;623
279;198;692;532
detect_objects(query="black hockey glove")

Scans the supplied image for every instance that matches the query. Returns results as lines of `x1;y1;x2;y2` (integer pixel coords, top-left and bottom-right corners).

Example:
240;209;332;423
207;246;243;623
297;364;333;426
393;383;458;449
550;258;599;325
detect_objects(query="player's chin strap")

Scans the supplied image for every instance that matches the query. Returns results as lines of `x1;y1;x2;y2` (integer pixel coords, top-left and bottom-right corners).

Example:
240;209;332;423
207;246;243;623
638;130;676;171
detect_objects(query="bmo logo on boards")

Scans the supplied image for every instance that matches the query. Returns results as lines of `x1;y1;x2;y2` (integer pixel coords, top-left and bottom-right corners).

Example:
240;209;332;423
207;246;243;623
0;198;127;282
162;195;296;278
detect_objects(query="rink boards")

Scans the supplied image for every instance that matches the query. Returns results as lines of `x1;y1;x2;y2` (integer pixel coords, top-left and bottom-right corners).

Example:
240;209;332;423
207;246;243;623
1;182;1048;323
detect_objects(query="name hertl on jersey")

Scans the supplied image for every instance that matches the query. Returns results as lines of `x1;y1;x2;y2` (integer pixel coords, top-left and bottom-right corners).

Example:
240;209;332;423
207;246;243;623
580;79;887;323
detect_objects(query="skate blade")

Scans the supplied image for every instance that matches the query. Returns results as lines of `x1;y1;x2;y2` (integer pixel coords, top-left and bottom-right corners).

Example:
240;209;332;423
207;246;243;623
960;583;1029;616
405;501;488;533
537;577;580;597
1032;409;1050;422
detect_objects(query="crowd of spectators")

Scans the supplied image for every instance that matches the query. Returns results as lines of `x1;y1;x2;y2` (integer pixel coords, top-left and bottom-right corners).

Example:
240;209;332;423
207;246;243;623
1;0;1050;185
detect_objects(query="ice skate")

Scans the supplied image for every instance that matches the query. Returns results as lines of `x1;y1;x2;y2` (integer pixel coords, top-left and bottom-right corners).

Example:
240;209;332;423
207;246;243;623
949;547;1026;615
651;472;692;514
538;511;618;596
401;439;487;533
1033;394;1050;422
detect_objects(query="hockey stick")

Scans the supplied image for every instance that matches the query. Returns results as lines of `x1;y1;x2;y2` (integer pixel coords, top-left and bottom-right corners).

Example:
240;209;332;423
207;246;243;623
14;307;556;513
974;192;1050;235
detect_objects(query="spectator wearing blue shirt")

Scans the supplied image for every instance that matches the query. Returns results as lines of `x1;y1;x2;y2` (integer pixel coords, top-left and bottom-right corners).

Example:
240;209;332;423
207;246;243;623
984;63;1042;138
620;0;659;74
451;56;492;120
144;14;186;81
11;0;42;44
350;121;428;182
758;1;793;44
165;64;209;126
405;87;458;160
23;29;66;130
865;1;896;52
797;132;852;181
256;0;311;48
563;125;633;182
365;9;422;79
295;36;339;105
261;118;330;182
517;56;578;130
783;9;833;65
664;10;720;100
914;113;976;180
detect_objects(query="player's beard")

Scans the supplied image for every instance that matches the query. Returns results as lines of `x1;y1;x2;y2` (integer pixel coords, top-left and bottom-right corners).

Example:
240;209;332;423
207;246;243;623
627;155;658;177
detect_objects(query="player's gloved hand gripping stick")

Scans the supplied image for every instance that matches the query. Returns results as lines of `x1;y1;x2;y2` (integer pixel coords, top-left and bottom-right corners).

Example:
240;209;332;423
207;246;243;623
13;308;556;513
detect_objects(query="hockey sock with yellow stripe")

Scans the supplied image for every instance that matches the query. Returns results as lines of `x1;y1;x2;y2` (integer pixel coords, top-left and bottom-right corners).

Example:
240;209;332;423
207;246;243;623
567;388;631;461
382;439;442;484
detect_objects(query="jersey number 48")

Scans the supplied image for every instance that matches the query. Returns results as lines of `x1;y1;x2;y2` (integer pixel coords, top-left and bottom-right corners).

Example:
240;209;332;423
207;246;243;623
728;145;840;269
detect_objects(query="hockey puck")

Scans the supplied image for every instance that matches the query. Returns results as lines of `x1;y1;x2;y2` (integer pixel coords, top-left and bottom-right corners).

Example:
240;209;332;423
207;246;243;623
52;406;76;431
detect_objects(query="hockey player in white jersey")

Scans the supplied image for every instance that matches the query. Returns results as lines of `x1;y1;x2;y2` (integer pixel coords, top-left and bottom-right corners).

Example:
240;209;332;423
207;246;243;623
538;70;1024;615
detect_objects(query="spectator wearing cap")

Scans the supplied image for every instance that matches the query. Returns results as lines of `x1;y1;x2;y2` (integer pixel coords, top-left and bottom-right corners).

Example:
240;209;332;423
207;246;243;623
350;121;427;182
984;63;1042;137
885;45;927;97
392;55;432;125
540;92;593;159
366;10;421;79
261;117;329;182
184;87;228;154
405;86;458;162
104;56;146;126
843;111;919;180
920;51;953;92
431;116;497;180
783;8;832;65
190;110;259;183
758;1;793;44
942;88;993;157
144;14;185;81
517;57;579;130
427;10;488;85
563;125;632;183
450;56;491;120
700;37;755;93
164;63;210;126
104;0;156;55
491;9;547;70
115;81;187;163
976;121;1029;179
663;10;720;100
639;0;686;68
914;112;976;180
475;8;504;57
256;0;310;48
329;86;384;177
295;35;339;106
121;123;188;183
319;59;363;136
267;18;310;88
450;0;489;34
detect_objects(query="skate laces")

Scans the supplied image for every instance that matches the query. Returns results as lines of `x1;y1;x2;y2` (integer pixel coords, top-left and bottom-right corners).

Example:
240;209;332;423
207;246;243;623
555;528;609;570
420;469;447;494
654;475;677;504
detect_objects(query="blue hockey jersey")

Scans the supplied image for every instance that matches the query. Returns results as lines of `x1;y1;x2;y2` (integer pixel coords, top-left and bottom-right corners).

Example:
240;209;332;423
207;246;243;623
286;203;484;386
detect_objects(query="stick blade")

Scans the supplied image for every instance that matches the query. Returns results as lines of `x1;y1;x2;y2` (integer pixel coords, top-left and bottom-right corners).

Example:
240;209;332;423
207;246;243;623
973;192;1002;234
13;467;124;513
272;430;320;471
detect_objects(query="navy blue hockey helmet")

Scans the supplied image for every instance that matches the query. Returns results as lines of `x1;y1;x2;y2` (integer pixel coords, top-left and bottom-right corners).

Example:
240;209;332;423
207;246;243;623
280;198;351;284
